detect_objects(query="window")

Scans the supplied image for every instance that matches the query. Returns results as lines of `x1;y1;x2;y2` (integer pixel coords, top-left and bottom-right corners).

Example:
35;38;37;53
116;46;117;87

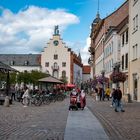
111;41;113;53
133;0;138;6
62;71;66;78
62;62;66;67
136;15;138;29
45;62;49;67
125;53;128;69
54;54;58;60
122;33;125;46
24;61;29;66
111;59;113;71
133;44;138;60
126;30;128;43
122;55;124;70
53;70;58;78
133;14;138;33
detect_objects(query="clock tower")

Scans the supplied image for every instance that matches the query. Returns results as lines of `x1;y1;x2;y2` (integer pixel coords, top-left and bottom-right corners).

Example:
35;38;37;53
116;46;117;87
41;25;83;84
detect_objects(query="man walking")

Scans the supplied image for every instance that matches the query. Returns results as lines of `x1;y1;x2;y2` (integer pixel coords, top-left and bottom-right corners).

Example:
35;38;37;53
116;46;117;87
114;87;125;112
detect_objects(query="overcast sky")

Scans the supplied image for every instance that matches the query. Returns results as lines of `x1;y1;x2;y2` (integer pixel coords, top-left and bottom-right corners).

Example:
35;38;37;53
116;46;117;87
0;0;125;64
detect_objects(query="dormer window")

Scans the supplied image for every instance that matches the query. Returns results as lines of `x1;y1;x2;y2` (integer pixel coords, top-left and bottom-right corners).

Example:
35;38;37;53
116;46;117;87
24;60;29;66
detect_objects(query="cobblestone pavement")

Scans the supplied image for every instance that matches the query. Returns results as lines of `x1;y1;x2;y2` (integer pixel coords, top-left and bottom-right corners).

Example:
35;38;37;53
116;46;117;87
87;96;140;140
1;96;140;140
0;98;69;140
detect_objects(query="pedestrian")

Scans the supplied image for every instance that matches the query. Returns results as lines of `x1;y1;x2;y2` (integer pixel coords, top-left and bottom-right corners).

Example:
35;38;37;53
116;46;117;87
22;86;30;107
110;88;116;107
105;86;111;101
98;87;103;101
11;85;16;101
80;89;86;110
114;87;125;112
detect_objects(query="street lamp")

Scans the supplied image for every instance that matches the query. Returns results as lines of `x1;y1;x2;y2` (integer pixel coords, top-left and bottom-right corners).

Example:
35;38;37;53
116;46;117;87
113;62;120;87
101;69;105;100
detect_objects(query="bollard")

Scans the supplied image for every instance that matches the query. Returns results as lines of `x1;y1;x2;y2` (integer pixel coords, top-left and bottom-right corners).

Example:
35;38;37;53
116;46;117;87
4;96;10;107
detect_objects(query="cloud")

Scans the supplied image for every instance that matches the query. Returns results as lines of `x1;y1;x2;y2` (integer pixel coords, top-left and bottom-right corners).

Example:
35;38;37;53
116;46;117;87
80;37;90;65
0;6;79;54
68;37;90;65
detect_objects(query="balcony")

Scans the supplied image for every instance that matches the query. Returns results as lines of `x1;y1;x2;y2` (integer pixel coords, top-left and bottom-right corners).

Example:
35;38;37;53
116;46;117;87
88;57;94;65
51;65;59;70
88;47;95;55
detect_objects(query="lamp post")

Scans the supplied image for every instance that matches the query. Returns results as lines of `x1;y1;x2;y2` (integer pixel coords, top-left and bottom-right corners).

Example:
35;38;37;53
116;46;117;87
113;62;120;88
4;70;10;107
101;70;105;100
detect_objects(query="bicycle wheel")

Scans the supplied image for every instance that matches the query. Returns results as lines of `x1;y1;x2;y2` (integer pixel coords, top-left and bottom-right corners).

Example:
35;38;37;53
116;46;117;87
43;97;51;105
34;98;42;106
56;95;63;101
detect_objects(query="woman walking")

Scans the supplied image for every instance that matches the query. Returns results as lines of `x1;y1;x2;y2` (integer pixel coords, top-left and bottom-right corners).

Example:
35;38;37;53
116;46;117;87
80;90;86;110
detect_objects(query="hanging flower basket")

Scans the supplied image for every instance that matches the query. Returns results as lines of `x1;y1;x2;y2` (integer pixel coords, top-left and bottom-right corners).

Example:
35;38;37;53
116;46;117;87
96;75;109;85
110;71;127;83
92;75;109;87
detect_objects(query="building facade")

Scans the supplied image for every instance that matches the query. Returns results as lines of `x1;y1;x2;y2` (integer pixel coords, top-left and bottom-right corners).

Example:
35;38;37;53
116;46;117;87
89;1;129;94
41;26;71;82
0;54;41;72
82;65;91;82
129;0;140;101
89;1;129;78
0;26;83;85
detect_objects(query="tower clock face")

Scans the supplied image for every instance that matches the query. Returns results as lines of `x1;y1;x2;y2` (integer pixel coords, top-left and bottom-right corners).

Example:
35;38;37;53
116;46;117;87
53;40;59;46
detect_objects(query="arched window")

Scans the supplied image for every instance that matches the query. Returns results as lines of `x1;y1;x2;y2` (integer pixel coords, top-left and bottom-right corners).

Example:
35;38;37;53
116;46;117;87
53;70;58;78
62;70;66;78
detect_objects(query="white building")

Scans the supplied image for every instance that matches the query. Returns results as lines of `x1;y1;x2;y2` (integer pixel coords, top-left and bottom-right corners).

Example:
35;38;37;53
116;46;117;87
129;0;140;101
104;27;120;78
41;26;83;85
0;26;83;86
117;16;129;95
0;54;41;72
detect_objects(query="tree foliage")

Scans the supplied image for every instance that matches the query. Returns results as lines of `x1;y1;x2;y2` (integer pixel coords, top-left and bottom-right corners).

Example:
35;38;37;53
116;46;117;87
0;70;49;86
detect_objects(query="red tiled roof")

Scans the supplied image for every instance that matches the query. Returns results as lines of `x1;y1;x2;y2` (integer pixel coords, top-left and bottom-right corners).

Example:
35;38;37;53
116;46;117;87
83;65;91;74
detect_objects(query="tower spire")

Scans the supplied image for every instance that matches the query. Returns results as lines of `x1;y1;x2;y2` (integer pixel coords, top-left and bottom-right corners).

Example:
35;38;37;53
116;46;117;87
96;0;100;18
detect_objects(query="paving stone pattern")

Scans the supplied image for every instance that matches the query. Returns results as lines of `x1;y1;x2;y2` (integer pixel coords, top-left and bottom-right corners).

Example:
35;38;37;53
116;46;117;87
0;98;69;140
0;95;140;140
87;96;140;140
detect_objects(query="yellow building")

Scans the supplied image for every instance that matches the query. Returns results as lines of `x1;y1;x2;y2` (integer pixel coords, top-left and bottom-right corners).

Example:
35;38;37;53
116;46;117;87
129;0;140;102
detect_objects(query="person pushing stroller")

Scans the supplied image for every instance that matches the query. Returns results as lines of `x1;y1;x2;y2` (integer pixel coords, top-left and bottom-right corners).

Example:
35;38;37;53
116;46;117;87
69;88;78;110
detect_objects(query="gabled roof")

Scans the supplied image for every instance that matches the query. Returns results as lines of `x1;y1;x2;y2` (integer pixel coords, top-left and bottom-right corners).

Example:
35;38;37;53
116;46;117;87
0;54;41;66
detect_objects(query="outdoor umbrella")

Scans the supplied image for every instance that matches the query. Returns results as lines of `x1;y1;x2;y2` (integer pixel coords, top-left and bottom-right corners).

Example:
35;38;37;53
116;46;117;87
38;76;63;84
0;61;17;72
66;83;76;88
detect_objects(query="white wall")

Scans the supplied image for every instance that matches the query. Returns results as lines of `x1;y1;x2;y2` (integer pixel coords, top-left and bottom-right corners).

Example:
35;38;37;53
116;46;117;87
11;66;41;72
41;35;71;83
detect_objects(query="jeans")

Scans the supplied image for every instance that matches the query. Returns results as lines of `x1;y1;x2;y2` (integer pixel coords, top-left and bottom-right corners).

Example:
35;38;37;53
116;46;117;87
115;99;124;111
111;97;115;107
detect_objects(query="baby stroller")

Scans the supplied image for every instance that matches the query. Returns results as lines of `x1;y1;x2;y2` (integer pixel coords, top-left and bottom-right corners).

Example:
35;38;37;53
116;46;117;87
69;94;78;110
